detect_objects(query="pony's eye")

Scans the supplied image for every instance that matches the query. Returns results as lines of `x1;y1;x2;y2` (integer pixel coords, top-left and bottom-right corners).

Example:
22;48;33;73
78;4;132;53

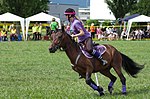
58;36;61;39
58;35;62;39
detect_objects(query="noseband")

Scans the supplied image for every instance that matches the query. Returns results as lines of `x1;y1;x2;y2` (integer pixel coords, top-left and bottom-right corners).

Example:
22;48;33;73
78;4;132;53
53;33;64;50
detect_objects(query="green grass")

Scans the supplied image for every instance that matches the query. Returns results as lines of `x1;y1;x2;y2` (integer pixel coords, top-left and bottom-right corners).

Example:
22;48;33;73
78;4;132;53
0;41;150;99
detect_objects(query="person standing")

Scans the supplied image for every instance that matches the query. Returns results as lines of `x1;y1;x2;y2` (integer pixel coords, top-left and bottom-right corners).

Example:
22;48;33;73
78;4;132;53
50;18;59;34
32;24;37;40
3;22;8;34
120;28;127;40
9;23;14;32
90;23;96;39
97;27;104;40
65;23;71;34
2;22;8;41
37;23;42;40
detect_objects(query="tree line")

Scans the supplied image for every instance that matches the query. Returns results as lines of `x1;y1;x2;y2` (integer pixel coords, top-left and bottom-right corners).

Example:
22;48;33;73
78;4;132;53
105;0;150;19
0;0;149;19
0;0;49;18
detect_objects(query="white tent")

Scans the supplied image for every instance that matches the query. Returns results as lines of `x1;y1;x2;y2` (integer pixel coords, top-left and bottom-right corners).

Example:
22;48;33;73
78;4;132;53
25;12;61;40
0;12;25;40
126;15;150;39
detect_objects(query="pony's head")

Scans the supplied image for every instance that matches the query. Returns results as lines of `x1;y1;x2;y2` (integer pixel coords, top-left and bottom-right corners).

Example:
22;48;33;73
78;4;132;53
49;30;63;53
49;26;69;53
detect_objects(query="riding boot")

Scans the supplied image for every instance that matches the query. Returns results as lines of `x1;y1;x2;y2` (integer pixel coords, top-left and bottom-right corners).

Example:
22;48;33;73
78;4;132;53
91;49;108;66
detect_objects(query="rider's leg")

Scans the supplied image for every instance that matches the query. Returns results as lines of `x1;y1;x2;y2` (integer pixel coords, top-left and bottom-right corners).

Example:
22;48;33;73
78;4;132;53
85;38;107;66
91;49;107;66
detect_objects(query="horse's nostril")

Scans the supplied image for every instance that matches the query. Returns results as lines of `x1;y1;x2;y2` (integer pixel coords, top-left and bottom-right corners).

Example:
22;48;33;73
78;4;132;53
49;48;56;53
49;48;52;52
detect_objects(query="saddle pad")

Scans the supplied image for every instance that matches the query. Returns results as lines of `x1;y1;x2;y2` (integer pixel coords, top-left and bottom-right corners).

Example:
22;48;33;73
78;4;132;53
80;45;107;58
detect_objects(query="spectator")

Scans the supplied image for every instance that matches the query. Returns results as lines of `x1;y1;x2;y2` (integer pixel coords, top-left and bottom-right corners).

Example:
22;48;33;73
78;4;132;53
106;27;111;35
112;27;118;40
65;23;71;35
10;27;17;41
108;33;114;41
145;29;150;38
136;29;144;40
130;29;136;40
3;22;8;34
37;23;42;40
1;28;7;41
90;23;96;39
16;23;22;41
9;23;15;32
120;28;127;40
46;26;50;36
32;23;38;40
50;18;59;34
96;27;104;40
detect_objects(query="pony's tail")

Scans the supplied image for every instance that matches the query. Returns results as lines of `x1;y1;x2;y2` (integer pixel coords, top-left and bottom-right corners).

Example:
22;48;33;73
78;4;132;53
120;53;144;78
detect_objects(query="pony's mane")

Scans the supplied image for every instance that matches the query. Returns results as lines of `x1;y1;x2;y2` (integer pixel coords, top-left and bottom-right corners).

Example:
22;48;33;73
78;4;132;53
58;28;79;48
66;33;76;42
66;33;78;46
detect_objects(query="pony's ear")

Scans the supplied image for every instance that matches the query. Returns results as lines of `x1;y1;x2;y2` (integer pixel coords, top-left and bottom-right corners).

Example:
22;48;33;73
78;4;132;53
61;25;65;32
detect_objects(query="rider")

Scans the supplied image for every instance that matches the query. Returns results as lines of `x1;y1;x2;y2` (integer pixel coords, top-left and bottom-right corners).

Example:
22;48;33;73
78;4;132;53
64;8;107;66
50;18;59;34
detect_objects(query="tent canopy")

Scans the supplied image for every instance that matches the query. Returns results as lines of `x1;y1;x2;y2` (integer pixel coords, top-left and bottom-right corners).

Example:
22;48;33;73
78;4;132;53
122;14;140;22
25;12;61;40
0;12;24;21
0;12;25;39
126;15;150;39
128;15;150;22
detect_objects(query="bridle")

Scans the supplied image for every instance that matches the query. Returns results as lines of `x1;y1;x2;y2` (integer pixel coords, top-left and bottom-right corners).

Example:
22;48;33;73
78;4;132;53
52;31;82;65
53;33;63;49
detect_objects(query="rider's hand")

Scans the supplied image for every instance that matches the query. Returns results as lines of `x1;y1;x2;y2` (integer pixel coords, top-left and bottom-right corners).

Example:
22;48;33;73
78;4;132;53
71;34;76;38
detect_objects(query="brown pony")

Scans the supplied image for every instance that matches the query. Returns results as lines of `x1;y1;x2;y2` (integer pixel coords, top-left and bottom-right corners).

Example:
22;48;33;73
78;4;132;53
49;29;144;96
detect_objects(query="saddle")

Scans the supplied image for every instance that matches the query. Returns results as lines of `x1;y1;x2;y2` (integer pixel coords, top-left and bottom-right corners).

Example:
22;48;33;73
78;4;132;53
79;43;106;58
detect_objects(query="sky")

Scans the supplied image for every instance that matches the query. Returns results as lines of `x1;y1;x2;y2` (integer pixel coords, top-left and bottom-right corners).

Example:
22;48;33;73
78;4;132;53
50;0;89;7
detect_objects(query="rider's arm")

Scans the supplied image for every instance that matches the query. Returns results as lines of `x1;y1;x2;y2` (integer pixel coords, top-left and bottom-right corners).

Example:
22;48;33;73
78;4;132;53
71;22;85;38
72;29;84;37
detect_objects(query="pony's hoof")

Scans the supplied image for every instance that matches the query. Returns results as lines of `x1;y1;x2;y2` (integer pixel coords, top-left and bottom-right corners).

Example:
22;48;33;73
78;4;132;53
98;86;104;92
108;86;113;94
99;92;105;96
97;86;104;96
122;92;127;95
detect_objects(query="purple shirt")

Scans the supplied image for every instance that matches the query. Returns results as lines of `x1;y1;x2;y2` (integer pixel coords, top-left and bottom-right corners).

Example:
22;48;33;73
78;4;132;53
70;18;91;43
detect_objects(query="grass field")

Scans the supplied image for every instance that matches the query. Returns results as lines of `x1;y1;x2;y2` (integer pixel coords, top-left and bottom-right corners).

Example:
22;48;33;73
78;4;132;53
0;40;150;99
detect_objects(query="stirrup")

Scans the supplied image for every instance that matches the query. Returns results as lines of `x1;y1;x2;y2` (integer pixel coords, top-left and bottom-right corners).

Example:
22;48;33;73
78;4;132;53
101;59;107;66
99;57;107;66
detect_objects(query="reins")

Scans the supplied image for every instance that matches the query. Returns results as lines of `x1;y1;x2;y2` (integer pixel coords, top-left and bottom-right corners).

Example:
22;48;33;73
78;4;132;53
61;33;82;66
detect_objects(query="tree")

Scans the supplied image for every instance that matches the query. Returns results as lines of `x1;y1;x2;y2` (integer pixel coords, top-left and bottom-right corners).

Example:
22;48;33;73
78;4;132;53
132;0;150;16
85;19;100;26
0;0;49;17
105;0;138;19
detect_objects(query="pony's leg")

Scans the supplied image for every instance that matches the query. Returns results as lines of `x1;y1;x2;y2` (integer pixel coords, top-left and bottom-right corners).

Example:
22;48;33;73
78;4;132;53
112;51;127;95
100;69;117;94
113;67;126;94
85;63;104;96
86;77;104;96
